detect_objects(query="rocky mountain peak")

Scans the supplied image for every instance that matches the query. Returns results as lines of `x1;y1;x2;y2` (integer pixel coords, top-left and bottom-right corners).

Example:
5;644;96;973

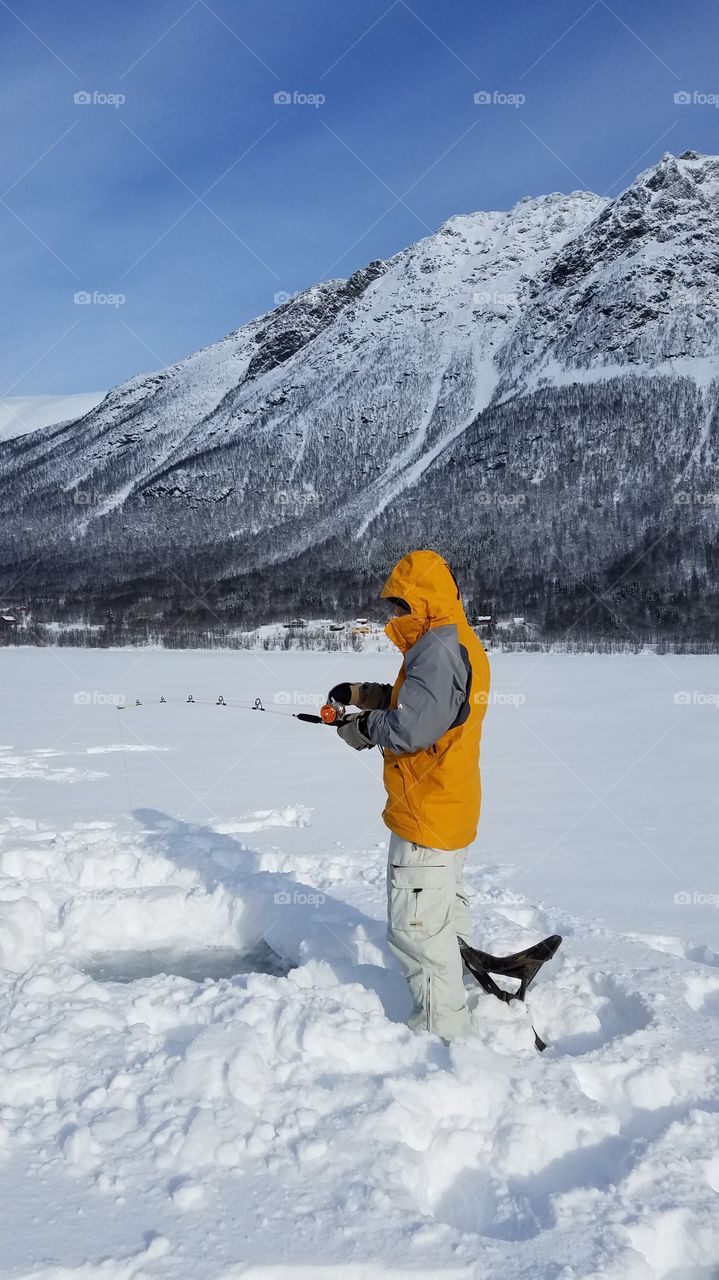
0;153;716;634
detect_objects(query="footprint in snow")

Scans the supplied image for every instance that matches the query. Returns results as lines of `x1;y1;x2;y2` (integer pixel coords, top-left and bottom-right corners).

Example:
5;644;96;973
539;969;653;1058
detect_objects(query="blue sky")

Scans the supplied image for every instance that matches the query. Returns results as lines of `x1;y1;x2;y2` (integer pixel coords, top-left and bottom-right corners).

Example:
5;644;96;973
1;0;718;395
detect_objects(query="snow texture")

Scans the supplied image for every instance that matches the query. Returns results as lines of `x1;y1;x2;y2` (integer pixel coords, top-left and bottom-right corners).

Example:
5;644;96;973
0;648;716;1278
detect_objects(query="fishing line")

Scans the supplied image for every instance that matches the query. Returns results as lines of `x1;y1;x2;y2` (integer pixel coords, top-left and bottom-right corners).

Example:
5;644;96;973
115;693;347;726
112;692;349;819
115;703;137;815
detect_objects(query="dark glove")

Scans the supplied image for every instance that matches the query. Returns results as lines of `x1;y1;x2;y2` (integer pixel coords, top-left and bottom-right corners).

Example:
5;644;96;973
328;682;361;707
336;713;373;751
328;682;392;711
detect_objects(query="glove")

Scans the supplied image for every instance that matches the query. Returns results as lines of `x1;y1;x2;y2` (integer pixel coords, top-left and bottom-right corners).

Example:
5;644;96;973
328;682;392;711
328;682;362;707
336;713;374;751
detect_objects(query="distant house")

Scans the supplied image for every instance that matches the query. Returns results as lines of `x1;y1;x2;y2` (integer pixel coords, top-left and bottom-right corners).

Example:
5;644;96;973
284;619;307;630
328;623;344;632
473;614;496;641
0;612;17;630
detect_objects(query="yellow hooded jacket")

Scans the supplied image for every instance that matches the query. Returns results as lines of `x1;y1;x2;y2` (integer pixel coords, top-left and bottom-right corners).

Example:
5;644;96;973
363;551;491;852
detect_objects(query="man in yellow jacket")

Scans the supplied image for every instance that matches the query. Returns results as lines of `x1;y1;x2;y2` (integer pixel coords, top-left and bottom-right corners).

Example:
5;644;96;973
330;550;490;1042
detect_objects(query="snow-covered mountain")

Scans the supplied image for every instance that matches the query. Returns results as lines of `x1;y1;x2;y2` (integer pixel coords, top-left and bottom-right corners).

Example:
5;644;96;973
0;392;105;441
1;150;717;634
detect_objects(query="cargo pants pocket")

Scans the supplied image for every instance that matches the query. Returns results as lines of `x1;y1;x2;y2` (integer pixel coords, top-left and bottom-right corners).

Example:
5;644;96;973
389;864;450;938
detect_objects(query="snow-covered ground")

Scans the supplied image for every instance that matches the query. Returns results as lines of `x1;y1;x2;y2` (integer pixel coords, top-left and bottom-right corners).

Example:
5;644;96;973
0;648;717;1279
0;392;104;441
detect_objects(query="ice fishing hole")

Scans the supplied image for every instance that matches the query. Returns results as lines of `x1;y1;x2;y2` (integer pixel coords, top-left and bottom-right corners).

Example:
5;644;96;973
78;939;294;984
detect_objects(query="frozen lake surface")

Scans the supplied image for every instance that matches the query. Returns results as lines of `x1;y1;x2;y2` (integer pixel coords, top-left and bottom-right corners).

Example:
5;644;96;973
0;647;717;1278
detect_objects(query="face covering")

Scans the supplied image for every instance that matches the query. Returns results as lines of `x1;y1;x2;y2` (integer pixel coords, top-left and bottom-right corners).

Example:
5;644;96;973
385;611;427;652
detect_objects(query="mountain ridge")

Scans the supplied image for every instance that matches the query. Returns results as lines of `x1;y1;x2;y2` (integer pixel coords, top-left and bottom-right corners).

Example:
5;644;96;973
1;150;717;642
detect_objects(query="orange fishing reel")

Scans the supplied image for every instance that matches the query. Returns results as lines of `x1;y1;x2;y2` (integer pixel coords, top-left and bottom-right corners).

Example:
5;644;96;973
294;695;352;727
320;698;345;725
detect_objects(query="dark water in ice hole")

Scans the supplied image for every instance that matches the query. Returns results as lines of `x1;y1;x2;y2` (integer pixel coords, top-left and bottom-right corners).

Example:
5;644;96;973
79;939;294;984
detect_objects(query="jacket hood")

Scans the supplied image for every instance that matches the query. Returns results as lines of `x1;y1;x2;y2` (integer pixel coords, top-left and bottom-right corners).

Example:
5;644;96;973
381;550;467;652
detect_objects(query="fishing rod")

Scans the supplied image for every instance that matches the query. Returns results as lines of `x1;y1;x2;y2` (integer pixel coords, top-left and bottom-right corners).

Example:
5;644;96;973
116;693;350;727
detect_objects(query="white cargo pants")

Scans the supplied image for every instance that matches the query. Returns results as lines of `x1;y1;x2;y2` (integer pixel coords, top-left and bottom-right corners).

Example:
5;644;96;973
387;832;471;1042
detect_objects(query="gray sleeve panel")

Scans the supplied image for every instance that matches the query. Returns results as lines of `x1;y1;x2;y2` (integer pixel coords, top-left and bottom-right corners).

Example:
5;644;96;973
364;625;468;753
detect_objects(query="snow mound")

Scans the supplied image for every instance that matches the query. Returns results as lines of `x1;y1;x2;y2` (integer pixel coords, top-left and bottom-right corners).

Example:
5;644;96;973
0;810;717;1277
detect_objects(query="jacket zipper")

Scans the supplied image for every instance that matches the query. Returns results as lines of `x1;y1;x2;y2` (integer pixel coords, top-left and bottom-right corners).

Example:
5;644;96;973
426;972;432;1032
